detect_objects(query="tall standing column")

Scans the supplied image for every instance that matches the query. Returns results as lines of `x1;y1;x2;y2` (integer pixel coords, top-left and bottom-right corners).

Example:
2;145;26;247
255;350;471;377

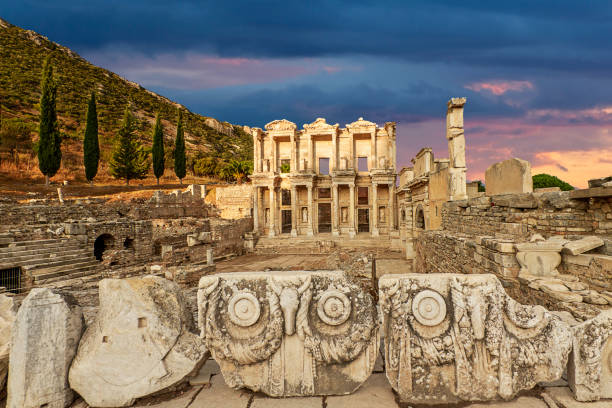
268;186;276;237
349;183;356;238
332;184;339;236
307;185;314;236
291;185;297;237
446;97;468;201
290;133;297;174
349;133;354;170
371;183;379;236
308;135;314;172
253;186;259;233
370;131;377;170
388;183;395;230
331;133;337;173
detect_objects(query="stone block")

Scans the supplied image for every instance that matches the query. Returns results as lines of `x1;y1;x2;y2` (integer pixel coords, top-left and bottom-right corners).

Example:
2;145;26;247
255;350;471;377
515;238;563;278
588;176;612;188
0;294;16;391
492;193;538;209
485;158;533;196
379;273;572;404
567;310;612;401
563;236;604;256
8;288;84;408
64;223;86;235
198;270;378;397
69;276;209;407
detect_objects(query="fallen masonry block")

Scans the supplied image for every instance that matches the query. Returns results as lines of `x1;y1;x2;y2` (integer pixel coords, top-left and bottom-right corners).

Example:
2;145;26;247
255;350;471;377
0;294;16;391
379;273;572;405
198;270;378;397
568;309;612;401
8;288;84;408
69;275;209;407
563;236;604;256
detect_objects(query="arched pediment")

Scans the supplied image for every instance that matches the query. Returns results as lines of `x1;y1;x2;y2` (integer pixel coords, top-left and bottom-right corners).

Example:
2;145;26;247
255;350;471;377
265;119;297;131
303;117;339;132
346;117;377;131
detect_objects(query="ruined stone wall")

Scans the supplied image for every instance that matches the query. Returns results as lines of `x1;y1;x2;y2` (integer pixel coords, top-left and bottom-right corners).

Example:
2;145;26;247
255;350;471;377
210;217;253;257
212;184;253;219
442;192;612;240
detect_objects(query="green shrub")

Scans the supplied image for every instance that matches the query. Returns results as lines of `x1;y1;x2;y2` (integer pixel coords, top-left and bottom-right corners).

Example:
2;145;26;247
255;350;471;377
532;173;574;191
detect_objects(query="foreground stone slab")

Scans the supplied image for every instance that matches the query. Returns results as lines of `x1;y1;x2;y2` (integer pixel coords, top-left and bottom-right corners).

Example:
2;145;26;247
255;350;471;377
326;373;398;408
485;158;533;196
546;386;612;408
198;270;378;397
379;273;572;405
189;374;251;408
567;309;612;402
0;294;16;391
69;275;209;407
8;288;84;408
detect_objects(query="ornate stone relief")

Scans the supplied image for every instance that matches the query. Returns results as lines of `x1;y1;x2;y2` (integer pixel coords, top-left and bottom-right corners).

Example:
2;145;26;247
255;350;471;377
345;117;377;131
303;118;339;132
198;271;378;396
265;119;297;131
568;309;612;401
379;273;572;404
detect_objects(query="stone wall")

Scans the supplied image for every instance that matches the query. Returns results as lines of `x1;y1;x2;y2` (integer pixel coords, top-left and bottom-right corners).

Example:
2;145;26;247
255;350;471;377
210;217;253;256
211;184;253;219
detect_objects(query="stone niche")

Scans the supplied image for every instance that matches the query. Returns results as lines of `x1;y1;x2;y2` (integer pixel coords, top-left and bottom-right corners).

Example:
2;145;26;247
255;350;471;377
379;273;572;405
568;309;612;401
198;270;378;397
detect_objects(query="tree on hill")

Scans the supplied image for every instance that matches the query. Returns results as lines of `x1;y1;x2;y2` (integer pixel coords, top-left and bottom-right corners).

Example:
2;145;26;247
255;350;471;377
37;56;62;185
220;160;252;183
109;107;149;185
0;118;32;164
173;110;186;184
533;173;574;191
152;114;164;185
83;91;99;184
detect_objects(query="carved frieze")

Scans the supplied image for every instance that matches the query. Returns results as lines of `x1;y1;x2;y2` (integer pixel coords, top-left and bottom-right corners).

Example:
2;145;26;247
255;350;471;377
345;117;377;132
265;119;297;132
198;271;378;396
379;273;572;404
303;118;339;132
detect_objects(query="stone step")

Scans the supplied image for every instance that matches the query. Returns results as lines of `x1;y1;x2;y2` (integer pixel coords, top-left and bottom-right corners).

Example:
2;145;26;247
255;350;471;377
33;264;99;284
1;238;63;248
0;243;83;259
25;257;98;273
0;248;90;264
32;260;99;280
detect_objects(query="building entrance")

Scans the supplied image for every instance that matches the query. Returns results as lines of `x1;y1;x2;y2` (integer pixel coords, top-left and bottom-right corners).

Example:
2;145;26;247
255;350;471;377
281;210;292;233
318;203;332;233
358;209;370;232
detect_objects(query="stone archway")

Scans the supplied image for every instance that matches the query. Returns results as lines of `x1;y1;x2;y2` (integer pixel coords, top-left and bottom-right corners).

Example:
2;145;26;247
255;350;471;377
94;234;115;261
415;206;425;229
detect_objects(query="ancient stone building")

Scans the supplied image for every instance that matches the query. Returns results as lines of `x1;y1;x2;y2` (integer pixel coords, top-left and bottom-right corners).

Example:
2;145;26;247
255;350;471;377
250;117;397;238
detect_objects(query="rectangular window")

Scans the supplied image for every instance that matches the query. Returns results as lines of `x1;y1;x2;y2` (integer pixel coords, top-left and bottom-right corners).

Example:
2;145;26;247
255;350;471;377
358;157;368;172
318;157;330;175
318;188;331;199
280;159;290;173
281;189;291;205
358;186;369;205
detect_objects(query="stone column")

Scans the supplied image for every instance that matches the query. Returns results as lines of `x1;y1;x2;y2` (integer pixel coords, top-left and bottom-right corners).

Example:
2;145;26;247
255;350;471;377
371;183;379;236
290;185;297;237
252;130;260;172
271;136;277;173
306;185;314;236
308;135;314;171
370;132;377;170
269;186;276;237
349;133;354;170
349;183;356;238
253;186;259;233
290;133;297;174
388;183;395;230
331;132;337;173
332;184;339;236
446;97;468;201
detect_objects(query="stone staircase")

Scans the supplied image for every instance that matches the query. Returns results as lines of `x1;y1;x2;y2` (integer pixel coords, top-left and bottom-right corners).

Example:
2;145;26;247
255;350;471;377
0;237;100;289
254;234;400;255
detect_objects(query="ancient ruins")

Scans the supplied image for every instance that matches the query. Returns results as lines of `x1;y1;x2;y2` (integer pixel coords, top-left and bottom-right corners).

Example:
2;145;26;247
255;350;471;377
0;98;610;407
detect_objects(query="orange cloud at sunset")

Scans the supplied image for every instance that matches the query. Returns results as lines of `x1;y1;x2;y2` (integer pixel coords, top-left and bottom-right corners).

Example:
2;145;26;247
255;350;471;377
465;80;534;95
530;150;612;189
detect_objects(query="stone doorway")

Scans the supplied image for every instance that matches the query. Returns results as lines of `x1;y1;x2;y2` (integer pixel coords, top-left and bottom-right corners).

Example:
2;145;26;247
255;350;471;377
94;234;115;261
281;210;292;234
318;203;332;233
358;208;370;232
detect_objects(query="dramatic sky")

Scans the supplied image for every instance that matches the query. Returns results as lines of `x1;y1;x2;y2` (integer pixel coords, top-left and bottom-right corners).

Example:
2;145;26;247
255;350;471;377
4;1;612;187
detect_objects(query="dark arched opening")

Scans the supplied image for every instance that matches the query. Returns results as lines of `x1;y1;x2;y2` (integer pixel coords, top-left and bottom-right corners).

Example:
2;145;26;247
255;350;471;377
123;237;135;250
94;234;115;261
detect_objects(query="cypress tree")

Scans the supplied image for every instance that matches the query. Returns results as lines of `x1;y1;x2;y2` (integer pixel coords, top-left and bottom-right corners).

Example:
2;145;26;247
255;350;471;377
83;91;99;184
109;106;149;185
173;110;186;184
152;114;164;185
37;56;62;185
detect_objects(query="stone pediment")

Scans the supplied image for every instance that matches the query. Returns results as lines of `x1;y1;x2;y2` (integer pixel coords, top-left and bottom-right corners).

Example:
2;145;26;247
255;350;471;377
303;118;339;132
265;119;297;131
346;117;377;132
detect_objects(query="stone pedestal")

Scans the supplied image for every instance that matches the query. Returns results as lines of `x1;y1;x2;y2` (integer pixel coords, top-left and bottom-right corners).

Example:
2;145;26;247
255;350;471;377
198;270;378;397
515;238;563;278
379;273;572;404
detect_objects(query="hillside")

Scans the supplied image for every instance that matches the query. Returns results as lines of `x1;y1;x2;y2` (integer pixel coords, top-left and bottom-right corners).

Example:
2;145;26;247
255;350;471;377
0;17;252;183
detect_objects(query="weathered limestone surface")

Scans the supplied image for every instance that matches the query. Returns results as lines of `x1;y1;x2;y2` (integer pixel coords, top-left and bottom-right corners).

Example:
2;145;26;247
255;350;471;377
563;236;604;256
69;275;209;407
515;235;563;278
485;158;533;196
568;309;612;402
8;288;84;408
198;270;378;396
0;294;16;390
379;273;572;404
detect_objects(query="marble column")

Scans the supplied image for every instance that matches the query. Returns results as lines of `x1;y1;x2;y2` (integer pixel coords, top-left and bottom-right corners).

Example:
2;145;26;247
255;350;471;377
290;133;297;174
253;186;259;233
349;133;354;170
371;183;379;237
331;132;337;173
349;183;356;238
291;185;297;237
307;185;314;236
370;131;377;170
269;186;276;237
388;183;395;230
332;184;339;236
308;135;314;171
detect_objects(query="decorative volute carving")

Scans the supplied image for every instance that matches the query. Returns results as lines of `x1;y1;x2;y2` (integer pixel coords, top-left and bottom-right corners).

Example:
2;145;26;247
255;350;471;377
379;273;572;404
198;271;378;397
